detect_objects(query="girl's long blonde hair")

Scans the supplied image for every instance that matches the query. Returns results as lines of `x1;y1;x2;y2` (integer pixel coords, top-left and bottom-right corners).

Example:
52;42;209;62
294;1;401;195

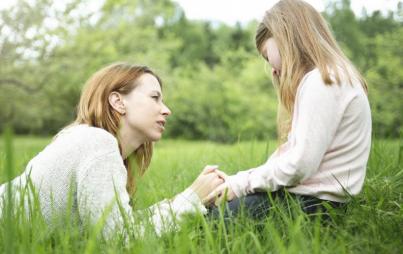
74;62;162;196
255;0;368;143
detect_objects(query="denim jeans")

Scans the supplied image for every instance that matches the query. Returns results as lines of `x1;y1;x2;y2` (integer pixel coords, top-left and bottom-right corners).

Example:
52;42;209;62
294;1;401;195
208;190;345;220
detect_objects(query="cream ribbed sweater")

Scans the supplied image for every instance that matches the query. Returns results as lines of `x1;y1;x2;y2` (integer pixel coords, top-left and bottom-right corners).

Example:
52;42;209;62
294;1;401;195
0;125;206;237
228;68;372;202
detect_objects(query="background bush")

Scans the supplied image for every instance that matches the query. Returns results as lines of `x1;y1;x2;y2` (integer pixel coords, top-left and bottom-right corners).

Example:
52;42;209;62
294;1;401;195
0;0;401;141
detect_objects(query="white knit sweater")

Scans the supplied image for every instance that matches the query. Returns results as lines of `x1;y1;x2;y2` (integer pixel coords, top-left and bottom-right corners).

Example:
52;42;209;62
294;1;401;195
228;68;372;202
0;124;206;237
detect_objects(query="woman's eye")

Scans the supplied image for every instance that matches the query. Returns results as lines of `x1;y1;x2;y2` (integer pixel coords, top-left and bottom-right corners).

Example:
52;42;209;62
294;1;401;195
151;96;159;101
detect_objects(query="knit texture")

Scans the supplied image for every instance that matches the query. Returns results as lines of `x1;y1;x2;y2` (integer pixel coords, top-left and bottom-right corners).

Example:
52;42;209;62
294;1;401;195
0;124;206;237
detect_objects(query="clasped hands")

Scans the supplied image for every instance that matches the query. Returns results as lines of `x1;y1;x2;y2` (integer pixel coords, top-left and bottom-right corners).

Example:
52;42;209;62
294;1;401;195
189;165;236;207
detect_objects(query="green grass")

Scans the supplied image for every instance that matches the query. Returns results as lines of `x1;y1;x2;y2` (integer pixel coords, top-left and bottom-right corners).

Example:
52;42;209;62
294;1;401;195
1;133;402;254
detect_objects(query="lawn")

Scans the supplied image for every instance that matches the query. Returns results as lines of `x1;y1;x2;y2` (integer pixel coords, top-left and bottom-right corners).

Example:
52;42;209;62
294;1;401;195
1;135;402;253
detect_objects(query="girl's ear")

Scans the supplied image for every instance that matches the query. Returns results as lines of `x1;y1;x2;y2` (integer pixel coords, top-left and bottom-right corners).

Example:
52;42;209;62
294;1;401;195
109;92;126;115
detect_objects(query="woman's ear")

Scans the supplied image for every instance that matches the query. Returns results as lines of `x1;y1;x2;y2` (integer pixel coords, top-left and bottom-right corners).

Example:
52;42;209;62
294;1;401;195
272;67;281;77
109;92;126;115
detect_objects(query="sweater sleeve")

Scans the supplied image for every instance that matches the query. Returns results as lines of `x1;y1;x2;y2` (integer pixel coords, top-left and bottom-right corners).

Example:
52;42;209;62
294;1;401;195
227;73;342;197
76;150;206;239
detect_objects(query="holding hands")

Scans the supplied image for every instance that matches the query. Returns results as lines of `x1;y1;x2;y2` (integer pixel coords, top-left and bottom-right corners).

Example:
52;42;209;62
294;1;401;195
189;165;236;207
205;170;236;206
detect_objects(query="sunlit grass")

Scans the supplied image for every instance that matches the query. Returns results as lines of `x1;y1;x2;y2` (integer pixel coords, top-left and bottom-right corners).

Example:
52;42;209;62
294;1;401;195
0;133;402;253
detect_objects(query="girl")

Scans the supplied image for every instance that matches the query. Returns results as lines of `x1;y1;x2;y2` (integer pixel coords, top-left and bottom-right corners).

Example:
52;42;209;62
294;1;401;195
209;0;372;218
0;63;223;237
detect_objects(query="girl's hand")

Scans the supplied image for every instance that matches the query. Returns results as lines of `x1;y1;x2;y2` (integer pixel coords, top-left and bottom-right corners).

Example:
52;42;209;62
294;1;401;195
204;170;236;206
189;165;224;205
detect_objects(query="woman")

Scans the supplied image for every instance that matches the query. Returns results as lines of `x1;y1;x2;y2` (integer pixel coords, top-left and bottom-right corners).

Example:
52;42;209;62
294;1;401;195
209;0;372;219
0;63;224;237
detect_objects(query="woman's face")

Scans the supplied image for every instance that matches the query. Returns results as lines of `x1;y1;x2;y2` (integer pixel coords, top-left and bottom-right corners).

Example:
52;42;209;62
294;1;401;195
262;37;282;76
121;73;171;142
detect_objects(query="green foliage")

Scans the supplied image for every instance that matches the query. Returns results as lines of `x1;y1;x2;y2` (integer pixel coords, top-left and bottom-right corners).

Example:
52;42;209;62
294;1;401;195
1;136;402;253
0;0;401;140
165;57;277;142
365;28;403;138
325;1;402;138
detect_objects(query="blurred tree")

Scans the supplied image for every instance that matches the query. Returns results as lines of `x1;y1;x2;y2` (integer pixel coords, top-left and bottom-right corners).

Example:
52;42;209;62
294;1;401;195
365;27;403;138
0;0;83;133
0;0;401;141
324;0;366;67
325;0;402;139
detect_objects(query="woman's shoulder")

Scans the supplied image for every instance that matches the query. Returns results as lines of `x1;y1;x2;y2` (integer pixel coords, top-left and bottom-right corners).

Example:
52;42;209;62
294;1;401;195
56;124;119;152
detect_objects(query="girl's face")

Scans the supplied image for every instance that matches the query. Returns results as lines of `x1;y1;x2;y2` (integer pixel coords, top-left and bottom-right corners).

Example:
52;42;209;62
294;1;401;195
262;37;282;76
121;73;171;142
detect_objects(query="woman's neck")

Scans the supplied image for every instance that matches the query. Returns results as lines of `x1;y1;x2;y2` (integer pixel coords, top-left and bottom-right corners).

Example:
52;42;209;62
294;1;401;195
118;124;144;159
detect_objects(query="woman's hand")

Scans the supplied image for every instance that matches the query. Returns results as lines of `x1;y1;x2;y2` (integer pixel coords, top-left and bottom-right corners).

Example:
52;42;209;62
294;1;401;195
204;170;236;206
189;165;225;205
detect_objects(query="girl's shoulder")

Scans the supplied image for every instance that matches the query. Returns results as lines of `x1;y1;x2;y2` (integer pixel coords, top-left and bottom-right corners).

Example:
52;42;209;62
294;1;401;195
297;68;323;87
298;67;362;95
296;68;326;95
295;67;367;113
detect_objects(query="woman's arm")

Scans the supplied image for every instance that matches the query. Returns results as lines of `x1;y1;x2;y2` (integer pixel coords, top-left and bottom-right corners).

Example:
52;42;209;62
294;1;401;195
76;150;221;239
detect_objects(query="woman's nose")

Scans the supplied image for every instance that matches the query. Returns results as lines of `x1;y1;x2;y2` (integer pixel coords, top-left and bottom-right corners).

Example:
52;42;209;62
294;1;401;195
162;103;171;116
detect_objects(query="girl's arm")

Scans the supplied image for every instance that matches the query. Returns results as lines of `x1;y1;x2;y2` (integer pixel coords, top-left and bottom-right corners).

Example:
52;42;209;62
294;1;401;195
227;72;343;197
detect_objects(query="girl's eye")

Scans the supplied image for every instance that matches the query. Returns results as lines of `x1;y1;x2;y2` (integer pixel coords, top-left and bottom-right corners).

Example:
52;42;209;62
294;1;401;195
151;96;159;101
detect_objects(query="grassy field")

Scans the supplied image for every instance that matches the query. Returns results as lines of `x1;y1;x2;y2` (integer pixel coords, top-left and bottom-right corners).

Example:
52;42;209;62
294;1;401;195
0;134;402;253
